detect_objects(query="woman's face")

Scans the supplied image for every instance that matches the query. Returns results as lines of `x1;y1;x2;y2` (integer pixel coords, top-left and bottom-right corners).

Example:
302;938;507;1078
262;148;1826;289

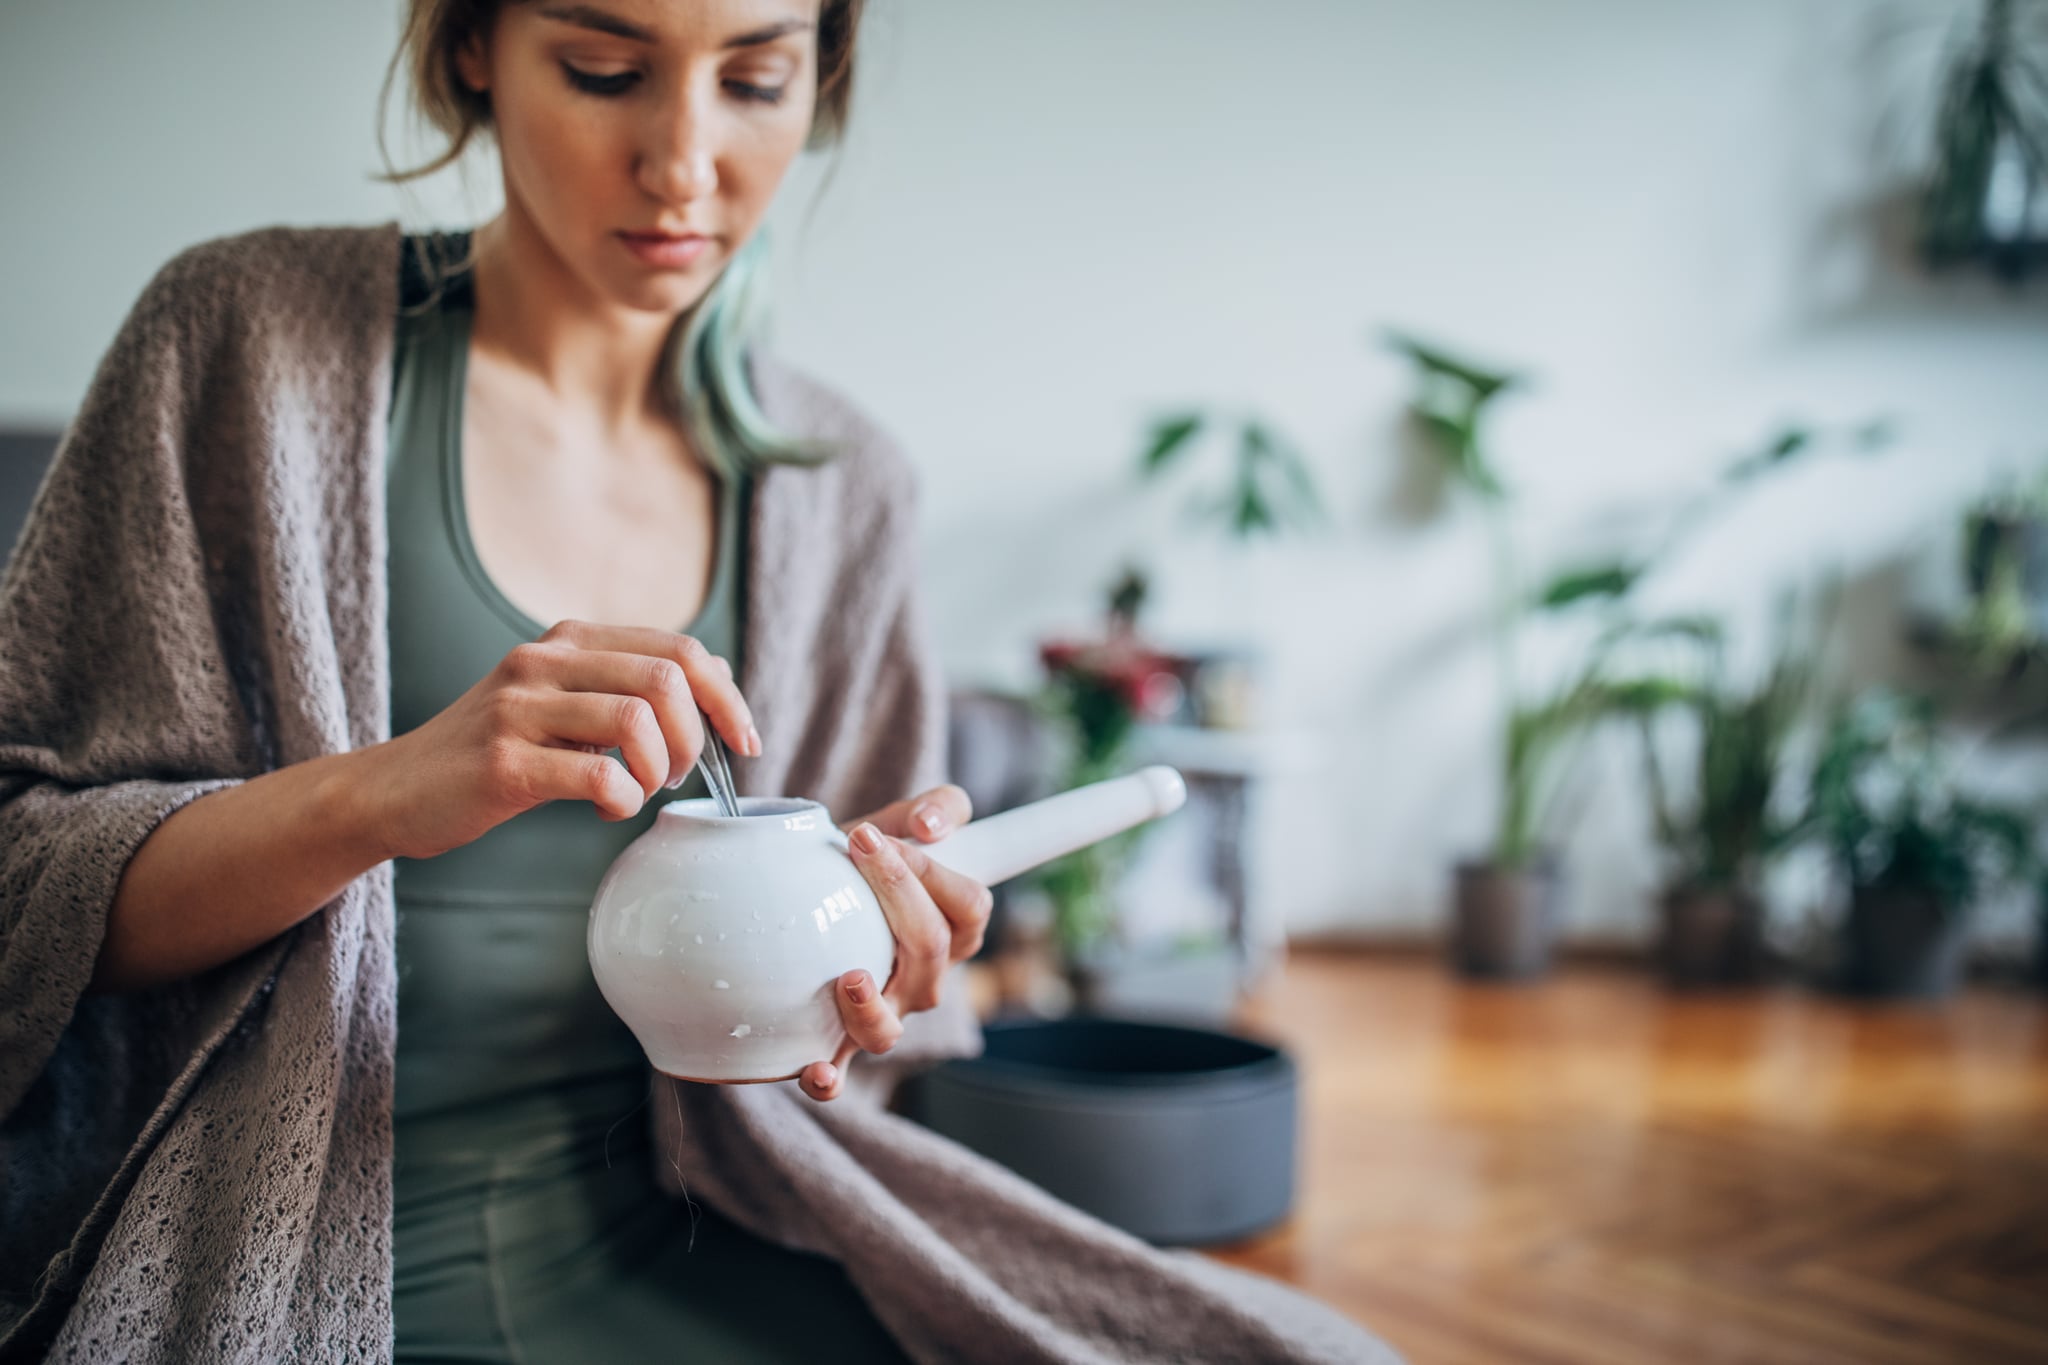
460;0;822;315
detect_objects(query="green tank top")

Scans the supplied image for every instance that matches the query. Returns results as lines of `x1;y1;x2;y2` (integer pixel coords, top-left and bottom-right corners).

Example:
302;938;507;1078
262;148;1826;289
384;282;743;1118
382;247;908;1365
379;238;909;1365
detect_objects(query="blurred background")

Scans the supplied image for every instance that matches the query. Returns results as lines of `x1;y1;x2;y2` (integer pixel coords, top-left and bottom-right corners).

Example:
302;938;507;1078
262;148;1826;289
4;1;2046;1360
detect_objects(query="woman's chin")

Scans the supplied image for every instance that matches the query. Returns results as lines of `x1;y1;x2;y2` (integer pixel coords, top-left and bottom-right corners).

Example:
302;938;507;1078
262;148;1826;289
601;262;720;319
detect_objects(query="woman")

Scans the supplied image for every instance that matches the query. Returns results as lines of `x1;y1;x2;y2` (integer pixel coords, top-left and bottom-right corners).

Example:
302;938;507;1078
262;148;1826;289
0;1;1391;1361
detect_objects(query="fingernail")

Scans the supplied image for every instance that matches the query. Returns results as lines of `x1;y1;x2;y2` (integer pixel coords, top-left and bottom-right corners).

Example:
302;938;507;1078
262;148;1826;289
664;771;686;790
744;725;763;758
914;805;945;839
814;1064;838;1093
851;823;883;855
844;972;873;1004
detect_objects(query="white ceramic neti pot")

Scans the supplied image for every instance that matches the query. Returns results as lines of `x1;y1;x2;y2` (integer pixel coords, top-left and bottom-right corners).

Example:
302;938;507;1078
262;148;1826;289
587;766;1187;1082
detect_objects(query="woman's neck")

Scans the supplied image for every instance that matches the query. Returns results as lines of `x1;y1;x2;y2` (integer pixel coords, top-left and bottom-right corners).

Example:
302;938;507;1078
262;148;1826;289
467;211;681;436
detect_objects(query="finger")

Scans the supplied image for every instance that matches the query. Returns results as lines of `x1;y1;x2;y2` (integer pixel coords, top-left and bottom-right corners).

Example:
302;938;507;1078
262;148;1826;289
498;742;646;822
847;822;950;1014
891;841;994;963
846;784;974;843
536;621;760;760
801;968;905;1103
823;1025;864;1094
831;968;903;1056
798;1060;840;1102
511;645;706;790
516;689;671;803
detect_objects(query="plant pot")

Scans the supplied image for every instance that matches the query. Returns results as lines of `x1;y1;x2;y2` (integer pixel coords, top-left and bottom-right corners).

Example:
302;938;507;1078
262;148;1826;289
1451;858;1561;981
2037;907;2048;992
1843;884;1970;1000
1658;883;1762;989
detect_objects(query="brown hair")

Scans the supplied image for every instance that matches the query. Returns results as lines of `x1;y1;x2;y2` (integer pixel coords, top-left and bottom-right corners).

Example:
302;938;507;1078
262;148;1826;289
379;0;866;182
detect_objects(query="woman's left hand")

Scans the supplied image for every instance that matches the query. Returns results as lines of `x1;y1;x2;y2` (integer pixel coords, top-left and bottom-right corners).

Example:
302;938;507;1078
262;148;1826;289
800;784;993;1102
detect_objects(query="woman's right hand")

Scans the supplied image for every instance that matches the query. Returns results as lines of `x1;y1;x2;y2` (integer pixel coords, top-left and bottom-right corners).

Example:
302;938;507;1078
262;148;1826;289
365;619;760;862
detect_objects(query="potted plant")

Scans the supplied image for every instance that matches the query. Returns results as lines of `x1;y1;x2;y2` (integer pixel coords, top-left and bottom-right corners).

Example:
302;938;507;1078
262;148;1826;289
1031;620;1187;976
1957;468;2048;674
1607;430;1888;987
1633;623;1809;987
1459;669;1691;978
1383;333;1567;976
1031;628;1255;1018
1918;0;2048;282
1388;332;1712;978
1792;691;2037;998
1387;328;1894;982
2038;868;2048;990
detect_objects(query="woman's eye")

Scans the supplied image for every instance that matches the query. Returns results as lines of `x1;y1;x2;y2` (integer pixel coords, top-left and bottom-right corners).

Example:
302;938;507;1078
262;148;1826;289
563;64;641;97
725;80;787;105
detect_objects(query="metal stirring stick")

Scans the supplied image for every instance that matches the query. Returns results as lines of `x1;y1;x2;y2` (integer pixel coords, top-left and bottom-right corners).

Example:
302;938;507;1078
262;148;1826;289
694;712;742;817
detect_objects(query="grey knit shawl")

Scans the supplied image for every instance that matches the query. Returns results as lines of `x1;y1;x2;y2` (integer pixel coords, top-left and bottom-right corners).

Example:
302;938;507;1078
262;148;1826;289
0;224;1390;1365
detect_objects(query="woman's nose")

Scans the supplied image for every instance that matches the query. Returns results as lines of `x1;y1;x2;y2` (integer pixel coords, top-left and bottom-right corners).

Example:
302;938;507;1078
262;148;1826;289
637;105;719;205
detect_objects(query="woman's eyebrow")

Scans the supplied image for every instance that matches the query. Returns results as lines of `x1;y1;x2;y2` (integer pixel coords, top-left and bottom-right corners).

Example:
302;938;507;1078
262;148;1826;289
537;4;656;43
534;6;815;49
722;19;815;49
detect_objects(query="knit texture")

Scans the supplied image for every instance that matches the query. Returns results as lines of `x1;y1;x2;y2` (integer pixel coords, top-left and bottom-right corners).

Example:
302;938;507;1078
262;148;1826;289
0;223;1394;1364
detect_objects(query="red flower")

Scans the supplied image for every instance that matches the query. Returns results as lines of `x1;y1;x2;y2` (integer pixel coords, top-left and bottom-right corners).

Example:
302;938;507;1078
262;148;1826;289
1039;638;1185;722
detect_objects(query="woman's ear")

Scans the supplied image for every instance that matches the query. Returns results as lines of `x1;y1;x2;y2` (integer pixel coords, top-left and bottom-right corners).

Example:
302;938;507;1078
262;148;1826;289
454;31;490;95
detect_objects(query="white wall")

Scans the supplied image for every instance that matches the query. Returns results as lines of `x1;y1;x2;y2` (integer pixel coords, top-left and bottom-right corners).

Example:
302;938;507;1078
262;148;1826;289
4;0;2045;943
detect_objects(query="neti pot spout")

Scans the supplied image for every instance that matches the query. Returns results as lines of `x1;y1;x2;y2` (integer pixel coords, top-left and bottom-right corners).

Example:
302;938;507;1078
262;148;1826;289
920;765;1188;887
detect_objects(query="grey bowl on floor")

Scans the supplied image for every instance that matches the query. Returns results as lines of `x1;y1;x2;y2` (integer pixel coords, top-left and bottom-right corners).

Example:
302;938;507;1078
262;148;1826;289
907;1016;1298;1246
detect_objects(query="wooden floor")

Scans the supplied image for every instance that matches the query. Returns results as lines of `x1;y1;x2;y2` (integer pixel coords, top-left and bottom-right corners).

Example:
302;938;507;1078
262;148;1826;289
1201;952;2048;1365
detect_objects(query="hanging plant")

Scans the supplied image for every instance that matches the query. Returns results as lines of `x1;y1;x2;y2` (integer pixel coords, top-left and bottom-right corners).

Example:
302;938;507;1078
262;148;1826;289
1920;0;2048;280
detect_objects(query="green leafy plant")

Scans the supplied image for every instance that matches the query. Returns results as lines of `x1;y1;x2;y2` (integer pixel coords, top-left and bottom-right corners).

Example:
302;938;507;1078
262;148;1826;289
1721;420;1896;483
1028;632;1185;957
1135;409;1326;539
1792;691;2036;913
1389;326;1894;870
1920;0;2048;279
1957;466;2048;674
1105;563;1150;634
1387;338;1730;868
1060;400;1321;960
1499;664;1697;868
1384;331;1548;865
1385;330;1520;500
1636;621;1811;893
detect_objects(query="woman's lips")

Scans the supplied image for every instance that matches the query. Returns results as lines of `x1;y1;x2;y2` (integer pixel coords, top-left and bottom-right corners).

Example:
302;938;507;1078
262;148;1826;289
618;231;712;269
